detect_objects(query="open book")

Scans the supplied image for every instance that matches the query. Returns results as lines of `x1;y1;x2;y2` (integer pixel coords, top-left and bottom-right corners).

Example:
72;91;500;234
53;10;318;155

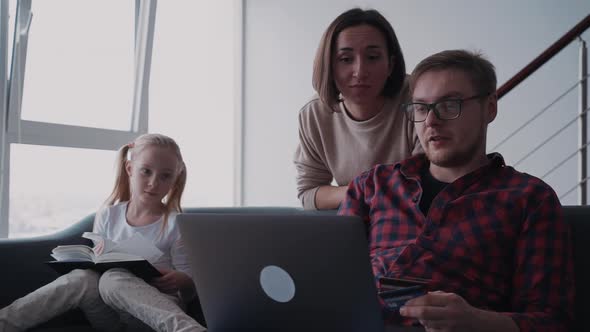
46;232;163;280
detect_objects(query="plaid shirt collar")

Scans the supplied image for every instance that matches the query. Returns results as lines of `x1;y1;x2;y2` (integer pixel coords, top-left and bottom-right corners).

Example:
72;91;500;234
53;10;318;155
395;152;506;183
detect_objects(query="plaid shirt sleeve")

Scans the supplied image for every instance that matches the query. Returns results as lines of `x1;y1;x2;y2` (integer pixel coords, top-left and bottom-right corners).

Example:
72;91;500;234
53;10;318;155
502;187;574;331
337;169;373;225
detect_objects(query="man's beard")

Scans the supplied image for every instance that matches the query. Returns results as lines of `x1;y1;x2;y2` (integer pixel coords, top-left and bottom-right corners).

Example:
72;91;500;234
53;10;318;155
427;128;486;168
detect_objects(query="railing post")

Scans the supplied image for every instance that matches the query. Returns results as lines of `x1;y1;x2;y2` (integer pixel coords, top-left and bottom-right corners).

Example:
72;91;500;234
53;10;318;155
580;37;588;205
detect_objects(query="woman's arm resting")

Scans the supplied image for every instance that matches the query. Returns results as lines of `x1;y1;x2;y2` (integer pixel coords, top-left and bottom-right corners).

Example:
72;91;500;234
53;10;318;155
315;185;348;210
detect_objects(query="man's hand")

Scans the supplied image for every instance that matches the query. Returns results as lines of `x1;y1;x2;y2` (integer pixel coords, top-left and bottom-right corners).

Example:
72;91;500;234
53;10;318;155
151;268;191;294
399;291;477;332
399;291;518;332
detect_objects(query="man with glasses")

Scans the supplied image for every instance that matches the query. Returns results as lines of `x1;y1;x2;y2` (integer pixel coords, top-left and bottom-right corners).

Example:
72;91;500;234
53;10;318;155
339;50;574;331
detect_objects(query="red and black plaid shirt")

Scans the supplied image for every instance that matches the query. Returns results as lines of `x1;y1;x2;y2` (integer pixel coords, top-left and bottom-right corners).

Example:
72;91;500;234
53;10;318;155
338;153;574;331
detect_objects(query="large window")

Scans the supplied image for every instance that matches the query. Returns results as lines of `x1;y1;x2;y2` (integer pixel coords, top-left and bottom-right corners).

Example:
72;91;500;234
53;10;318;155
19;1;134;129
0;0;239;238
9;145;115;238
148;0;237;208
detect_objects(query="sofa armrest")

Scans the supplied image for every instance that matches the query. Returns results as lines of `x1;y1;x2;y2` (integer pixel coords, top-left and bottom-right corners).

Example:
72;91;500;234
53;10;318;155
0;214;94;307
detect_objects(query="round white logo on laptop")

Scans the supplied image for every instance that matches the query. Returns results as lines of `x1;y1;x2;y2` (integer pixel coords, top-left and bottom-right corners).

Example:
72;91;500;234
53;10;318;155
259;265;296;303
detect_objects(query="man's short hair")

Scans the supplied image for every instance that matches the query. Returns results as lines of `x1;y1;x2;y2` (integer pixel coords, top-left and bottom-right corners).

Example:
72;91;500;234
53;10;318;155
409;49;497;97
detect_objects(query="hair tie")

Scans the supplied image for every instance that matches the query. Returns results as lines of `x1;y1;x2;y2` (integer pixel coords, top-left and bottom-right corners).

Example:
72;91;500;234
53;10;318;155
127;142;135;148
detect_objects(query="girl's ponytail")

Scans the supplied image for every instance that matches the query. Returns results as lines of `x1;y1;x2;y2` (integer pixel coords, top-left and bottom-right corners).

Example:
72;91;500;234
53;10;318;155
104;144;132;206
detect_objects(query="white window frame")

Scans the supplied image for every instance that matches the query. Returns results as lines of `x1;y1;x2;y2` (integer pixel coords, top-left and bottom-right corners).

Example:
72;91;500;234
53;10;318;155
0;0;158;237
234;0;244;206
0;0;9;237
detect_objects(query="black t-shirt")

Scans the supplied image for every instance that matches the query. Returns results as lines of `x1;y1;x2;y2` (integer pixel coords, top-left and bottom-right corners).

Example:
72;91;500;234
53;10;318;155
419;167;449;215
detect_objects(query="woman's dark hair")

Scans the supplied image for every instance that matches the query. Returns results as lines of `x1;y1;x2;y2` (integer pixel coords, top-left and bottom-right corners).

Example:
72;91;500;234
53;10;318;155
312;8;406;108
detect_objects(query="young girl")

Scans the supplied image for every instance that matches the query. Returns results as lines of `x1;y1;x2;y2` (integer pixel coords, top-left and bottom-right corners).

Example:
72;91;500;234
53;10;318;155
0;133;206;332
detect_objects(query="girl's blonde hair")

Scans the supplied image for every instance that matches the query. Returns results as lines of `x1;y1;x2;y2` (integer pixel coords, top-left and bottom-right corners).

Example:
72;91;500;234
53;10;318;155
105;133;186;229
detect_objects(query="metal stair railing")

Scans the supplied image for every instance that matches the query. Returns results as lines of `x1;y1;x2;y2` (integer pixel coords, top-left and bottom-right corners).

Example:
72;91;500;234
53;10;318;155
492;76;585;152
541;135;590;180
514;106;589;168
560;176;589;200
496;14;590;204
498;15;590;99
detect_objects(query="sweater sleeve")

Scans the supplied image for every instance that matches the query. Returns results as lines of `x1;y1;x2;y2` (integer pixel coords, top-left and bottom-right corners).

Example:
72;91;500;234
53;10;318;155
337;170;371;226
294;106;334;210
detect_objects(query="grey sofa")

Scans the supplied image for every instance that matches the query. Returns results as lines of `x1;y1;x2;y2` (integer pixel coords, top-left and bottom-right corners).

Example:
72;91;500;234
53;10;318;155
0;206;588;331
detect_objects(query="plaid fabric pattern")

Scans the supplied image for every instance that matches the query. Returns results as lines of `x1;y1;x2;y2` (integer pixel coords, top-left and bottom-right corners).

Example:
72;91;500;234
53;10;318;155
338;153;574;331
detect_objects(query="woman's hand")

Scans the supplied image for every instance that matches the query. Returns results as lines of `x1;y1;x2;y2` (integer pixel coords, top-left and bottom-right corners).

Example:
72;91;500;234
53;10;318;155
151;268;192;295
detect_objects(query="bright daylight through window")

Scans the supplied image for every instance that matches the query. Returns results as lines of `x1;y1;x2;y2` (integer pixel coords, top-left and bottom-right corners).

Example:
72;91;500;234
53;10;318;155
3;0;237;238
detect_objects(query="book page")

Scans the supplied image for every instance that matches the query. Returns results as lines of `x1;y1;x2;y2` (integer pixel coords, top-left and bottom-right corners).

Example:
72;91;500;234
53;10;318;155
82;232;118;254
95;252;144;263
51;245;95;262
54;232;163;263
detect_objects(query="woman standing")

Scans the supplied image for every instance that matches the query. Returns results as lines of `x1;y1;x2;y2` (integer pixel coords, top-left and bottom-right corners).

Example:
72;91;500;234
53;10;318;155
295;8;421;210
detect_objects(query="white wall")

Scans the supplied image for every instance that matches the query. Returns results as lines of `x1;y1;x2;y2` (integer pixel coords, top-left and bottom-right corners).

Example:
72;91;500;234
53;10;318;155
243;0;590;206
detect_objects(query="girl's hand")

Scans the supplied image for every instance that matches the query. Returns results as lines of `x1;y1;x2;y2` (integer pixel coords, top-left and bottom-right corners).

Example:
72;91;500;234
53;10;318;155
151;268;191;294
93;240;105;255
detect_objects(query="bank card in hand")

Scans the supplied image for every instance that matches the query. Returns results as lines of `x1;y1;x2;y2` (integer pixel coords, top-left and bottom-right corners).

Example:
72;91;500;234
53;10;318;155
378;276;430;310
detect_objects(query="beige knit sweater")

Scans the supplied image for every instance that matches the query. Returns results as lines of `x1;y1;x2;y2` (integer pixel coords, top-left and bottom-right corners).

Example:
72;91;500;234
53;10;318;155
294;86;422;210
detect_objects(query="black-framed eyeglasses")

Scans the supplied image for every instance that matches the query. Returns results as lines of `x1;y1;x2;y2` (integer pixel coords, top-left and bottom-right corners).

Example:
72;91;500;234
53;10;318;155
402;94;489;123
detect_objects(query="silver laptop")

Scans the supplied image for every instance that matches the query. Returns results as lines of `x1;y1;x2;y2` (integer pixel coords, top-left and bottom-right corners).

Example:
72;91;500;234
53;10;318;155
177;213;385;332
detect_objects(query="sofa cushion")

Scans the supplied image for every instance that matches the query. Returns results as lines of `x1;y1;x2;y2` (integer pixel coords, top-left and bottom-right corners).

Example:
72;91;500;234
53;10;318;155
563;206;589;332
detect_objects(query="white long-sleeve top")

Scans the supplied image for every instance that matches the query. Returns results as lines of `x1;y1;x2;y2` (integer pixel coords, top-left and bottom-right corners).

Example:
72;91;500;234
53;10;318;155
92;201;193;280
